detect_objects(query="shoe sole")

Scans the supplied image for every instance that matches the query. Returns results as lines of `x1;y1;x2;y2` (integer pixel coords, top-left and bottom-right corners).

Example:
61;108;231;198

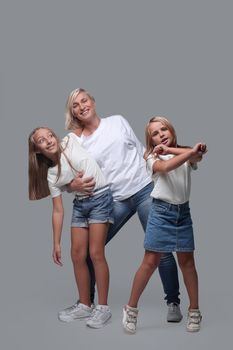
123;326;136;334
186;327;201;332
58;314;92;322
167;316;183;323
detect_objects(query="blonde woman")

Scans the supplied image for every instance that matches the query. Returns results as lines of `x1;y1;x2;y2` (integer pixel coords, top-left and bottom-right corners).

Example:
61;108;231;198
60;89;182;323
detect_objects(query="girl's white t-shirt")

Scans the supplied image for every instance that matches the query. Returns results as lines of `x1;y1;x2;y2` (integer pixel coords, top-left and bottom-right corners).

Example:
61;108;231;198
47;132;107;198
75;115;152;201
146;154;194;204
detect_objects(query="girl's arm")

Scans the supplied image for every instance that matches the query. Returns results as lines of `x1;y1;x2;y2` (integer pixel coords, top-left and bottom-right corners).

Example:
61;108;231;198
153;143;203;174
153;144;191;156
52;195;64;266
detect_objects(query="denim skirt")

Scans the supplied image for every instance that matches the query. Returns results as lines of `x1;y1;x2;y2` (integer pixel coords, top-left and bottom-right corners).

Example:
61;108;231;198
144;198;194;252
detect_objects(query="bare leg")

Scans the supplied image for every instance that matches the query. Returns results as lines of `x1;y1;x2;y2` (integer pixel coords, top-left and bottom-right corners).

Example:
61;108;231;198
177;252;199;309
71;227;91;306
89;223;109;305
128;251;161;308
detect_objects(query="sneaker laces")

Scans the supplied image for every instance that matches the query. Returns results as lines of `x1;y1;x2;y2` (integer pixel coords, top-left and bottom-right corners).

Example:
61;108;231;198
126;309;138;324
169;303;178;312
90;307;105;320
188;311;202;324
63;303;79;312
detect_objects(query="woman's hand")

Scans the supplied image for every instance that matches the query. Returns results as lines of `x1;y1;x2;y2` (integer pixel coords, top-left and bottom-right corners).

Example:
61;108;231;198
66;171;96;195
53;244;63;266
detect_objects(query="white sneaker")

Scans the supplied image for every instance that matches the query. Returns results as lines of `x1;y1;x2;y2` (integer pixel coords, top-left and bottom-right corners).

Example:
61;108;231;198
122;305;138;334
58;302;94;322
86;305;112;329
186;309;202;332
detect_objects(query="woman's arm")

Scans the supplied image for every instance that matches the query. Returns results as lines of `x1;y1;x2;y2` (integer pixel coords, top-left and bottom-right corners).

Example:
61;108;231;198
66;171;96;195
52;195;64;266
120;115;145;157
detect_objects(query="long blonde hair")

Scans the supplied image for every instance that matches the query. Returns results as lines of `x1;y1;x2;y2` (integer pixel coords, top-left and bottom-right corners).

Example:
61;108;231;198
144;116;177;159
28;127;62;200
65;88;95;130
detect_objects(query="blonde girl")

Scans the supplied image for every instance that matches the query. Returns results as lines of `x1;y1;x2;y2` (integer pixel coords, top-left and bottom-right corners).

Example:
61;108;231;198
123;116;207;334
29;127;113;328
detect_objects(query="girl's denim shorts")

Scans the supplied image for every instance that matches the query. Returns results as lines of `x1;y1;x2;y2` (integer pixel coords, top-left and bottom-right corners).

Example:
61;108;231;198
71;188;114;228
144;198;194;252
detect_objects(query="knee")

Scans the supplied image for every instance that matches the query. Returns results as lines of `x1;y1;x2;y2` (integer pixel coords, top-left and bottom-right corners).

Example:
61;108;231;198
71;248;87;265
142;254;159;273
89;249;105;265
178;256;195;271
142;261;156;273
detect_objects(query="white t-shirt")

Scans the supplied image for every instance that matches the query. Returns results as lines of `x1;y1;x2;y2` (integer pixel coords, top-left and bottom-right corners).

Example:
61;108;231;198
75;115;152;201
47;132;107;198
146;154;194;204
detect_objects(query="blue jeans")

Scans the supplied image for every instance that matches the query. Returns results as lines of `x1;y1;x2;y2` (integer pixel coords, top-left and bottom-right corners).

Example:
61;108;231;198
86;182;180;304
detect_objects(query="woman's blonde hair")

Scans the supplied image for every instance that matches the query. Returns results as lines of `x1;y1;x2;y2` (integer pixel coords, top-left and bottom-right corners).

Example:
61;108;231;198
28;127;62;200
65;88;95;130
144;116;177;159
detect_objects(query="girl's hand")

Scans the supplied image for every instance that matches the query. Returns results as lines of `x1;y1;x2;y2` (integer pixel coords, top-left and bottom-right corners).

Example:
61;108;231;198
199;143;207;154
153;144;169;155
53;244;63;266
192;143;207;156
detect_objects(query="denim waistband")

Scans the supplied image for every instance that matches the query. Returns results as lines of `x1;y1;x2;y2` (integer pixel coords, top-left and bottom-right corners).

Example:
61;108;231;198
75;185;110;201
153;198;190;211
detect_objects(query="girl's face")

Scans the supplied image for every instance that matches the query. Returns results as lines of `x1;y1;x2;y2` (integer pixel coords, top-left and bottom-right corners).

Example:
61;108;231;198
33;128;59;158
72;92;96;123
149;121;174;147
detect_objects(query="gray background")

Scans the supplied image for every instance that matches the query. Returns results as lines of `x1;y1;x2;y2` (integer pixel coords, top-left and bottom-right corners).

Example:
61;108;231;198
1;0;232;349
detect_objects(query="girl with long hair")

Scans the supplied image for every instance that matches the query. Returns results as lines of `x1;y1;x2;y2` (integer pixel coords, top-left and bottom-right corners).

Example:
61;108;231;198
29;127;113;328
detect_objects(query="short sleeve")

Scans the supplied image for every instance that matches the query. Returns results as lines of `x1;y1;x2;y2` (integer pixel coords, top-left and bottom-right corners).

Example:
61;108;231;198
48;180;62;198
47;167;63;198
146;155;157;176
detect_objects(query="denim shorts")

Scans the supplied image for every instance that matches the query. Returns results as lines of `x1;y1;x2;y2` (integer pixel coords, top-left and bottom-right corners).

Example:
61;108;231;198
144;198;194;252
71;188;114;228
